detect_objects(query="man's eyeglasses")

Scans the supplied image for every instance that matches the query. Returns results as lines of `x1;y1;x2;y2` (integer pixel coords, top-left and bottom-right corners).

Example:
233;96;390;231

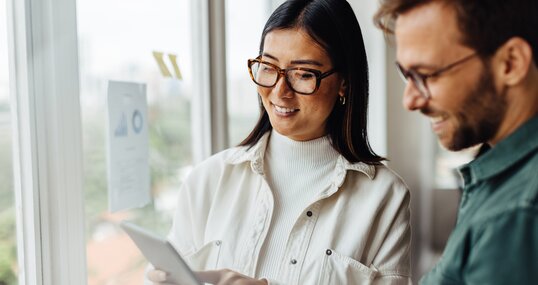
247;57;336;95
395;53;477;99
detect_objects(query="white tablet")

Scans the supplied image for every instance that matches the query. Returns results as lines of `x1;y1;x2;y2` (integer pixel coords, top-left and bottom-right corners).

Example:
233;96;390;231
120;221;202;285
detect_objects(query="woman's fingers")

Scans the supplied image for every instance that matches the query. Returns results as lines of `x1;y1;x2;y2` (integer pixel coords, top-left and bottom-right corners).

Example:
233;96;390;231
146;269;168;282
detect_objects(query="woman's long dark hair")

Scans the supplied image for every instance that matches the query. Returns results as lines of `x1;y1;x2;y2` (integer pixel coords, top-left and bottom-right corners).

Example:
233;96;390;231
239;0;385;164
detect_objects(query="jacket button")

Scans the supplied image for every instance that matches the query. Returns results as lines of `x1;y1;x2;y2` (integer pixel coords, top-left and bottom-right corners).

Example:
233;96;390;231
326;249;332;256
290;259;297;265
306;211;313;217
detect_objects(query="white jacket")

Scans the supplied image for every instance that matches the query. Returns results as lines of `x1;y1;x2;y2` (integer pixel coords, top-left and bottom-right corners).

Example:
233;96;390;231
168;132;411;284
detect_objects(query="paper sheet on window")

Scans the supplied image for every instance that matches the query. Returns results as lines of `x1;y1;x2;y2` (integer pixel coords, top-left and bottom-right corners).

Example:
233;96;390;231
107;80;150;212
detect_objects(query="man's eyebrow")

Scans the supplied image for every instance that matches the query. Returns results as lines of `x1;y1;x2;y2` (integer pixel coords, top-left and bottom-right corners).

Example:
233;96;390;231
400;61;441;71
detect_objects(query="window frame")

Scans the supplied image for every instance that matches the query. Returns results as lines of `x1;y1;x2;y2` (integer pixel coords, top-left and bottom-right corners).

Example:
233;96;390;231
8;0;86;283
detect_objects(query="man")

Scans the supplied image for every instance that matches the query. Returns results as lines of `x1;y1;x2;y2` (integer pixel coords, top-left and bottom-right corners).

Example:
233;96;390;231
375;0;538;284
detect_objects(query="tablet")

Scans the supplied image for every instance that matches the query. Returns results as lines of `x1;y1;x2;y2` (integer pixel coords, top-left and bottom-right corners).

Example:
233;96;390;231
120;221;202;285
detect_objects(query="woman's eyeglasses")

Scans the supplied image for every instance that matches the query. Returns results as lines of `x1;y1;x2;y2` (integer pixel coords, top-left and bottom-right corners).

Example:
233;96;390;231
247;57;336;95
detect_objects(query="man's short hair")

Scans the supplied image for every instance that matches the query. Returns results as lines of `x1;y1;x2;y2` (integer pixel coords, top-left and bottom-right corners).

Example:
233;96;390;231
374;0;538;66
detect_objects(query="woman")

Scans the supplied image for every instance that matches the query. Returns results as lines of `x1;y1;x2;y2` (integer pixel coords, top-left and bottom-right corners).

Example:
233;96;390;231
148;0;411;284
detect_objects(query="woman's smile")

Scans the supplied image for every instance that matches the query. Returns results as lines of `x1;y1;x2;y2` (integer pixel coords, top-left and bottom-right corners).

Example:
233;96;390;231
272;102;299;117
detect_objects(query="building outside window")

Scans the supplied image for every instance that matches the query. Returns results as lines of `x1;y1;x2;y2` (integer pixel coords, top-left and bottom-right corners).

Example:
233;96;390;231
77;0;194;283
225;0;273;146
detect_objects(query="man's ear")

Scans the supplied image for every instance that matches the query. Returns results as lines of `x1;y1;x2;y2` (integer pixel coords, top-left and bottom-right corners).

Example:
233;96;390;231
492;37;533;87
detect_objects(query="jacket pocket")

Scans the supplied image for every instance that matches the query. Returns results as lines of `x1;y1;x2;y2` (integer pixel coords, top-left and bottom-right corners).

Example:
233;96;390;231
184;240;222;271
317;248;378;285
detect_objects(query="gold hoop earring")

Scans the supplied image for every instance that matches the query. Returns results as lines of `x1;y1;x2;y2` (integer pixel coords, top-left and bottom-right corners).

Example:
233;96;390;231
339;96;346;105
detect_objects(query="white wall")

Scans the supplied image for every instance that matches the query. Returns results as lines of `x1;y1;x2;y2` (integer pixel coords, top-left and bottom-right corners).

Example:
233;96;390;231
349;0;387;157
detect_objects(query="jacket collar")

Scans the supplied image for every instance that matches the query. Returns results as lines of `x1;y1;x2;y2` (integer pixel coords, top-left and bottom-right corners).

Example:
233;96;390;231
225;132;376;183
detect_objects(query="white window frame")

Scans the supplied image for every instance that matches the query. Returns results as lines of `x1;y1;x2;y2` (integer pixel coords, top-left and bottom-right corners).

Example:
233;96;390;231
8;0;86;283
192;0;229;161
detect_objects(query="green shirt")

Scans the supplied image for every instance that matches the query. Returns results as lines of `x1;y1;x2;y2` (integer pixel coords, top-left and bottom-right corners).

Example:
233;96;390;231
421;115;538;285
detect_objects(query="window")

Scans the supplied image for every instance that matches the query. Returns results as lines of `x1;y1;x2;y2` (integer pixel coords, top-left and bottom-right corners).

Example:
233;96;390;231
77;0;195;283
0;0;18;283
225;0;270;145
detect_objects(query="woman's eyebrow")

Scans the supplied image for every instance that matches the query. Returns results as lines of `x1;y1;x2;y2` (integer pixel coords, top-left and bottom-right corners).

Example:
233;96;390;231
261;53;279;62
290;59;323;66
262;52;324;67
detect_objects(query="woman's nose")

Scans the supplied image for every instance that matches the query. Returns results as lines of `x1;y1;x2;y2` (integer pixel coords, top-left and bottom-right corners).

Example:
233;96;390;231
272;76;294;98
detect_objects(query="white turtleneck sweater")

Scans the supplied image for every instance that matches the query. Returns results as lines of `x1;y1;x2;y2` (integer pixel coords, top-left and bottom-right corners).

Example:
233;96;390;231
256;130;339;280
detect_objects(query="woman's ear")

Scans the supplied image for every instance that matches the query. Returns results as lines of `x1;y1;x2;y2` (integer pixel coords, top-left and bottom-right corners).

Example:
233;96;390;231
338;79;348;97
492;37;533;87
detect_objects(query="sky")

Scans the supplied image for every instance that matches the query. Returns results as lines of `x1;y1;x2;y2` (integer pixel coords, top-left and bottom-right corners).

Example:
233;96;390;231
0;0;9;101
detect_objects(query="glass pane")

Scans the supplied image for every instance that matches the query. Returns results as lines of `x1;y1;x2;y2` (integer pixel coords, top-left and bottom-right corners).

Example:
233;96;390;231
0;0;19;284
77;0;194;284
225;0;271;146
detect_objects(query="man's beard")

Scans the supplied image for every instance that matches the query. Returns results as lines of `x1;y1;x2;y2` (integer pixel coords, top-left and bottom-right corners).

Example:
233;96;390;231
447;67;507;151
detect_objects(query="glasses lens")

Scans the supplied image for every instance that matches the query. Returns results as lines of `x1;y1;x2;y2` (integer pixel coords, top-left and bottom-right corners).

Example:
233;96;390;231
396;63;408;83
396;62;430;98
408;71;430;98
251;62;278;87
287;69;317;94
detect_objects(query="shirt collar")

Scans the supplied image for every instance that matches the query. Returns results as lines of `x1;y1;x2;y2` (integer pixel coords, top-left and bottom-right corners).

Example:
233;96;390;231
226;132;270;175
459;115;538;186
225;131;376;181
